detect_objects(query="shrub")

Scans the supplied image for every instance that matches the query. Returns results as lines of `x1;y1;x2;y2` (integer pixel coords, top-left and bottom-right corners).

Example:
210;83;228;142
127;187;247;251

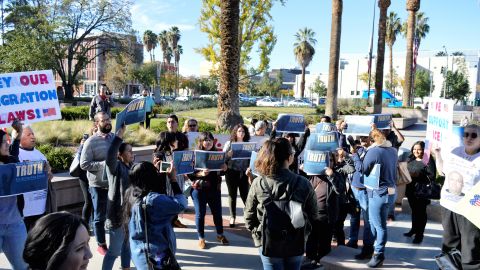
61;106;122;120
392;113;402;118
37;144;74;172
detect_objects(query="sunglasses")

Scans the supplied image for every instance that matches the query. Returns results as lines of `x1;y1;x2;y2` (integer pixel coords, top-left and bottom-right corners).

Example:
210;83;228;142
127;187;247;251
189;124;197;127
463;132;478;139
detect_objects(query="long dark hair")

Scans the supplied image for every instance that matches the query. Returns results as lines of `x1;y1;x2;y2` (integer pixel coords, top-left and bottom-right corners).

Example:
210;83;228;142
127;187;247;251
0;129;8;163
123;161;167;228
23;212;88;270
230;124;250;142
255;138;293;176
408;141;425;161
197;131;217;151
155;131;177;154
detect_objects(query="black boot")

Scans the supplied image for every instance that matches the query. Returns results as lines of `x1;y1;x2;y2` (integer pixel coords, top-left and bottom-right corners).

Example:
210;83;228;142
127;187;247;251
412;234;424;244
354;246;374;260
403;230;415;237
367;253;385;268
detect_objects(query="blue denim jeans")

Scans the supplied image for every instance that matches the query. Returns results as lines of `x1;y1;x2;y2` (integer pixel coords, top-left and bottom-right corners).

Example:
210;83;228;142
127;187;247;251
89;186;108;245
349;188;373;247
387;191;397;218
0;221;28;270
258;247;303;270
367;189;394;254
191;188;223;239
102;227;131;270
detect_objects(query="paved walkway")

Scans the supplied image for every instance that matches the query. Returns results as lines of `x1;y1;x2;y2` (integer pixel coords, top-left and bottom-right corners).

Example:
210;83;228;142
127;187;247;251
1;124;443;270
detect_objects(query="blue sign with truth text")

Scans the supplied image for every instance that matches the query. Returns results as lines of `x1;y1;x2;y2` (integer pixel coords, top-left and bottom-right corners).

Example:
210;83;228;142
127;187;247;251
0;161;48;197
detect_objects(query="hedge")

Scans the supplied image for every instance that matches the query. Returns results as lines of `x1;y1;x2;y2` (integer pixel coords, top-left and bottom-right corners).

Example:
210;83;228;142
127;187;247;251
37;144;74;173
61;106;122;120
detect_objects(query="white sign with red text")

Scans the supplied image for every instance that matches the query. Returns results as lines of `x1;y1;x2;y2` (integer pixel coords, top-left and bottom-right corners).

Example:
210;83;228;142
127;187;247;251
0;70;61;128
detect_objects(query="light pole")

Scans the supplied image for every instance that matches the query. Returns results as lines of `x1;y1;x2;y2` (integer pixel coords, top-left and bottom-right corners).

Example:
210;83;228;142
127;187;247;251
339;59;348;97
443;46;448;97
366;0;377;103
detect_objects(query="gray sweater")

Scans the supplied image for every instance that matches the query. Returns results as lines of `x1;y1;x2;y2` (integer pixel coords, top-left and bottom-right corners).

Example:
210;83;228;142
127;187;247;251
80;132;114;188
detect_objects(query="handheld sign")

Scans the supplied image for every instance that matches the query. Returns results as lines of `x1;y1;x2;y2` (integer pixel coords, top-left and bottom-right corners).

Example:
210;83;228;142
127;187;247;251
0;161;48;197
314;123;337;133
372;114;392;129
0;70;61;128
194;150;226;171
115;97;147;131
343;115;375;136
231;142;257;160
249;151;259;176
302;150;330;175
275;114;305;134
159;162;172;173
305;132;339;152
172;151;195;175
364;164;381;190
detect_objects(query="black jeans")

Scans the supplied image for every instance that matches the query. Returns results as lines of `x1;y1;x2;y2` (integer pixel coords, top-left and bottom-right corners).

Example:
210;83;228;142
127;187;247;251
139;112;151;129
78;171;93;226
407;195;429;236
333;203;349;245
306;218;332;261
225;169;249;218
442;208;480;269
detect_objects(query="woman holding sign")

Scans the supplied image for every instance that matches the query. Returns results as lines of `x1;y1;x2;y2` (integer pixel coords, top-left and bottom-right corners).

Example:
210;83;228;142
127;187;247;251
0;120;29;270
223;124;251;228
188;132;229;249
433;124;480;269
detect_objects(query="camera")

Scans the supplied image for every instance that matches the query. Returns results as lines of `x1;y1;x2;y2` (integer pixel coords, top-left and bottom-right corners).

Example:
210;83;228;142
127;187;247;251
83;133;89;140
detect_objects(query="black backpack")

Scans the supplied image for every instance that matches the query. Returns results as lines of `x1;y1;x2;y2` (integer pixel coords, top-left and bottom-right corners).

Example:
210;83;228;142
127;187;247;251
261;177;305;257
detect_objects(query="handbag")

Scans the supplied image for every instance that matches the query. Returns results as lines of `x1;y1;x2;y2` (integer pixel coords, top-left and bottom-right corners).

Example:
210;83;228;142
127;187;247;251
69;153;82;177
397;161;412;185
414;175;441;200
435;249;462;270
142;198;181;270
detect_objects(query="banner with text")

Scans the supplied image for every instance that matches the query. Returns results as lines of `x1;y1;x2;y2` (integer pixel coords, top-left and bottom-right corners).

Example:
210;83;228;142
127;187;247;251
194;150;226;171
173;150;195;175
0;70;61;128
231;142;257;160
0;161;48;197
424;98;454;164
305;132;339;152
303;150;330;175
314;123;337;133
275;114;305;134
249;151;259;176
115;97;146;131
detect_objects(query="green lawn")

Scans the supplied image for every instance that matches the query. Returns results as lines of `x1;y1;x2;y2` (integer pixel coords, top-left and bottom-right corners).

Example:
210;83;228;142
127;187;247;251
177;106;318;123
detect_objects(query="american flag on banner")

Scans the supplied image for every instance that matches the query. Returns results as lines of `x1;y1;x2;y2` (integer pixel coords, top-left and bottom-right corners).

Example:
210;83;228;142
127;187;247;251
43;108;56;117
470;195;480;207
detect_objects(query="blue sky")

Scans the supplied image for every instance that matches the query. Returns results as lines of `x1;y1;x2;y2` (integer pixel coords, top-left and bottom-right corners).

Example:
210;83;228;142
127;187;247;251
131;0;480;76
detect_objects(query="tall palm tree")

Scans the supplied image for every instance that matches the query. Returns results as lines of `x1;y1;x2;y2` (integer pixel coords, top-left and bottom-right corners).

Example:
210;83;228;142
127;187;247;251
373;0;391;114
403;0;421;107
293;27;316;99
168;26;181;95
326;0;343;119
165;46;173;64
386;11;402;95
150;32;158;62
143;30;155;62
158;30;169;64
217;0;242;130
174;45;183;95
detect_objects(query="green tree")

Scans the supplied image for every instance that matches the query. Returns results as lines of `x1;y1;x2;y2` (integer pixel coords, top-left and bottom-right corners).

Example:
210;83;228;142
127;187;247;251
414;69;431;102
131;63;157;91
326;0;343;119
198;0;283;79
435;51;447;56
143;30;157;62
309;77;327;101
293;27;316;98
373;0;391;114
257;72;274;96
384;69;400;95
386;11;402;95
444;70;470;104
452;51;464;56
359;72;376;89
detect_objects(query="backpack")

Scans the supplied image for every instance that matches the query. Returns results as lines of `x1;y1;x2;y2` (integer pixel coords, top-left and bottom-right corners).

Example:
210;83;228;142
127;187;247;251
261;177;306;257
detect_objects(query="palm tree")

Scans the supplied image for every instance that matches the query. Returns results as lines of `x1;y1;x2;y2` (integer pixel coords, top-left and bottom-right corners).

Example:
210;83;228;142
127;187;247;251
326;0;343;119
403;0;421;107
174;45;183;95
143;30;155;62
293;27;316;99
386;11;402;95
373;0;391;114
150;32;158;62
168;26;181;95
158;30;169;64
217;0;242;130
165;46;173;64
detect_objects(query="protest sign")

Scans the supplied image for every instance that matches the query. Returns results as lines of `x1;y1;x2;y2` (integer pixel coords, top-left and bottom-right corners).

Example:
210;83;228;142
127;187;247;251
231;142;257;160
187;133;231;151
249;151;259;176
440;149;480;216
194;150;226;171
314;123;337;133
364;164;381;190
343;115;374;136
173;150;195;175
159;162;172;173
302;150;330;175
305;132;339;152
424;98;454;164
372;114;392;129
115;97;146;131
275;114;305;134
456;181;480;229
0;161;48;197
0;70;61;128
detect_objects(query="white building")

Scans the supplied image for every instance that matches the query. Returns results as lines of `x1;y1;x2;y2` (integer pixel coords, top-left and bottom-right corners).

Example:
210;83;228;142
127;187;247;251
294;50;480;104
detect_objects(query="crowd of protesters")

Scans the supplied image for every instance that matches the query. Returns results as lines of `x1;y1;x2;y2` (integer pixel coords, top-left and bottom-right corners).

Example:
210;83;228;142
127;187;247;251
1;104;479;270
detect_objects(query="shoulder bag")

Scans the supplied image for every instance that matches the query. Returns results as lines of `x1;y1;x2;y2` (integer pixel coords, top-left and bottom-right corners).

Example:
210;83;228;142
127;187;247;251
414;175;441;200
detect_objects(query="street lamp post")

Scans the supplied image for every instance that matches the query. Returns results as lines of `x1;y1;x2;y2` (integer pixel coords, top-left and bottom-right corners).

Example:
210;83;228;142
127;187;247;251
443;46;448;97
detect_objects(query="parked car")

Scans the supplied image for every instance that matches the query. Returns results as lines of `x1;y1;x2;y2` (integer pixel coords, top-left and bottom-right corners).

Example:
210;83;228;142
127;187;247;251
131;93;142;99
256;97;283;107
287;99;314;107
175;96;190;102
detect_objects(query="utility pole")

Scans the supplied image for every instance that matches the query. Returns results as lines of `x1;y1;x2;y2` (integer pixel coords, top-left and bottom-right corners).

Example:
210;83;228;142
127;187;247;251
366;0;377;104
